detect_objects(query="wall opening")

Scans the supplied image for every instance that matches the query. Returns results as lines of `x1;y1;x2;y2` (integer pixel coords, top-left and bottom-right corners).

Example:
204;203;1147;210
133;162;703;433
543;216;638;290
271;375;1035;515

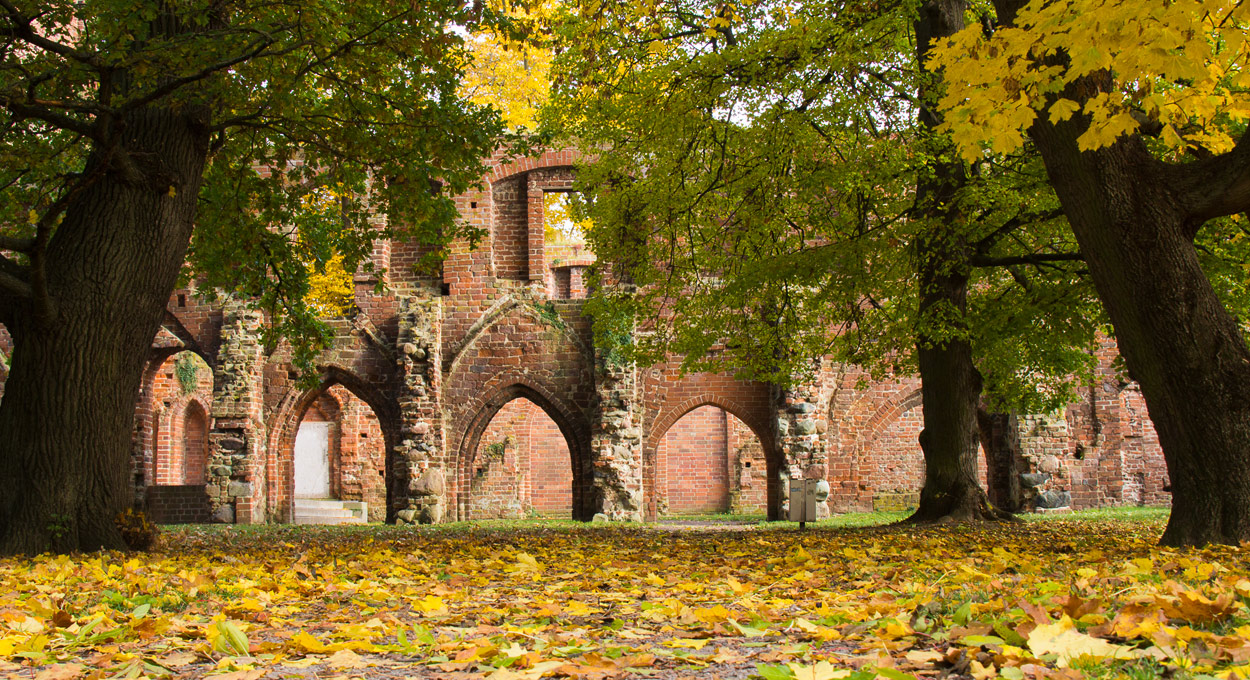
467;397;573;519
289;384;387;521
181;401;208;485
656;405;767;516
148;350;212;486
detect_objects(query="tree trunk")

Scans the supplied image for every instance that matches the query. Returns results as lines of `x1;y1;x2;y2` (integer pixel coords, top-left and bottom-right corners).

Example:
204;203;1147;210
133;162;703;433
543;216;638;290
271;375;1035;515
906;0;1010;523
1027;127;1250;546
0;108;208;555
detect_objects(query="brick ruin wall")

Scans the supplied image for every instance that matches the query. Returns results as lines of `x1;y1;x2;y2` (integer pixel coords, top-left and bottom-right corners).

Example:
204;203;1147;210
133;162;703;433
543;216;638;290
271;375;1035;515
0;150;1173;524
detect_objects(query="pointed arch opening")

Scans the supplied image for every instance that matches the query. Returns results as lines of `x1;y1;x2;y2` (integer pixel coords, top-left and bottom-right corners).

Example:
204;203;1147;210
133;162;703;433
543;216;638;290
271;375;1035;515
645;395;779;521
653;405;769;517
455;383;591;521
271;369;401;524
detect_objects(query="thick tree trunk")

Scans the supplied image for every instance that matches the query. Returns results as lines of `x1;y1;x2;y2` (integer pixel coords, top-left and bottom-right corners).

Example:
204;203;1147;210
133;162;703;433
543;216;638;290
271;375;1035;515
906;0;1010;524
1028;127;1250;546
0;109;207;555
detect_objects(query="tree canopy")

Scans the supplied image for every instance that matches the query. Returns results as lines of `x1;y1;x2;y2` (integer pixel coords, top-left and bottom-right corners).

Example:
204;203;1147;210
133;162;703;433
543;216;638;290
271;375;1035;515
546;0;1100;411
0;0;512;554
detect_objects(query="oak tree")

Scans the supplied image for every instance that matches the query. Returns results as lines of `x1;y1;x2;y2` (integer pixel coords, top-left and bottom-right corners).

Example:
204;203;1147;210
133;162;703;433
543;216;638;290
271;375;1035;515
931;0;1250;545
0;0;507;554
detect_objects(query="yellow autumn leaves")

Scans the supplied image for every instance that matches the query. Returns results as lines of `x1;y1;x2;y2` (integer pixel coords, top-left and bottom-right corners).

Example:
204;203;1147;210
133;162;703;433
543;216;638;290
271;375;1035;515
0;516;1248;679
931;0;1250;161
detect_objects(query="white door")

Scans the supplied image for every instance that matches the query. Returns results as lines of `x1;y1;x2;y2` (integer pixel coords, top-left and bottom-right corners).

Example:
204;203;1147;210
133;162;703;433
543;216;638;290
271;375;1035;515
294;421;332;498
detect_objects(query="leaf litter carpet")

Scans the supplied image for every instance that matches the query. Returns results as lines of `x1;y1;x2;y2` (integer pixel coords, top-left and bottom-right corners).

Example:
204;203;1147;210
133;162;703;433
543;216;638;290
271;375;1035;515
2;517;1249;679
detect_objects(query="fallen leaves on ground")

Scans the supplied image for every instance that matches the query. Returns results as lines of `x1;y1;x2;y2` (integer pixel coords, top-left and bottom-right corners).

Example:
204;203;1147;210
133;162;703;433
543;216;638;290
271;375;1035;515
1;517;1248;679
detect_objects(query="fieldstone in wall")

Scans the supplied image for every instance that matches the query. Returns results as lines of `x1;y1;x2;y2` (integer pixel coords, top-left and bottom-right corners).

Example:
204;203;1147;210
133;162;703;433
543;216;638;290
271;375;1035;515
590;356;644;521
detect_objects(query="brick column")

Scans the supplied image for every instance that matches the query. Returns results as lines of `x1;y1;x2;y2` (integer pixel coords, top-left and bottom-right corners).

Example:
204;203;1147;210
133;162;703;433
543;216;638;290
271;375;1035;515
206;302;266;523
394;294;446;524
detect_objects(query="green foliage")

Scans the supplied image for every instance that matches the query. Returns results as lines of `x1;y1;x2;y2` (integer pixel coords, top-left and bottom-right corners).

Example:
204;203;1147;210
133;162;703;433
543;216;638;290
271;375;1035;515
173;353;200;395
534;300;567;330
1;0;523;373
546;0;1101;408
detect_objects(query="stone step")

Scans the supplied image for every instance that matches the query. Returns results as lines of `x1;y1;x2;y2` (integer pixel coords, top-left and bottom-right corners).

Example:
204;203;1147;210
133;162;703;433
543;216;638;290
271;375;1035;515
293;499;367;525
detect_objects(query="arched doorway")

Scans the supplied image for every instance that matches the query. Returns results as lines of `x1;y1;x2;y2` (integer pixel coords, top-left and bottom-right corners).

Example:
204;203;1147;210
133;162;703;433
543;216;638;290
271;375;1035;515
455;383;591;521
288;384;387;523
655;405;768;517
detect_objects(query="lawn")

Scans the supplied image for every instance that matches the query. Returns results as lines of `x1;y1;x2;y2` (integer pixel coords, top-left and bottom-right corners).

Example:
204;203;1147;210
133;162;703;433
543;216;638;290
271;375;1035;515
2;507;1247;679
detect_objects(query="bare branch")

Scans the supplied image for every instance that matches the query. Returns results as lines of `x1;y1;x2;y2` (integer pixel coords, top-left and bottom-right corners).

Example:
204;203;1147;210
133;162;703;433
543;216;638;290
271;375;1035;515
0;234;34;252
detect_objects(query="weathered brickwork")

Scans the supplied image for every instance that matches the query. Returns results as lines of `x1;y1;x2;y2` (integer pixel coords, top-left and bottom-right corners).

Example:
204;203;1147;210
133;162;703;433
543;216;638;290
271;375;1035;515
0;148;1171;526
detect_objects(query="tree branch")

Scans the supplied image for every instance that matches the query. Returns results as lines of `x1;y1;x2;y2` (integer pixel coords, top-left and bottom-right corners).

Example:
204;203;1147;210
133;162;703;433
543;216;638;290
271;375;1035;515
0;234;34;252
0;96;97;137
969;252;1084;268
1173;128;1250;232
0;267;32;299
0;0;102;68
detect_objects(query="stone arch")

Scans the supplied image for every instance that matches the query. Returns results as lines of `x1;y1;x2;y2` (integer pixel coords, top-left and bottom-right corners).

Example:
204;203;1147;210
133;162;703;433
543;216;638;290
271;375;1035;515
452;379;593;521
644;393;781;521
266;365;402;522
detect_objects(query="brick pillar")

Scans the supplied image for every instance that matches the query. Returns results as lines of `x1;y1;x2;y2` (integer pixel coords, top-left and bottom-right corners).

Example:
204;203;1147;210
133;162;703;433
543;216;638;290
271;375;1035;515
206;302;266;523
394;294;446;524
775;366;830;519
590;358;644;521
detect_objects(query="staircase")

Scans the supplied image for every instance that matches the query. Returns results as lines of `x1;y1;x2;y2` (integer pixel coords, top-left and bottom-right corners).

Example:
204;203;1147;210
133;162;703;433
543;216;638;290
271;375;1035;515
293;499;368;525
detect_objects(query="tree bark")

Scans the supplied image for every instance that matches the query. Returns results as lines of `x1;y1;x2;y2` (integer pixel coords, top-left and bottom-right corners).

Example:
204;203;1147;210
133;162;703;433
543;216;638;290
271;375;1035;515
906;0;1010;523
0;108;208;555
984;0;1250;546
1027;126;1250;546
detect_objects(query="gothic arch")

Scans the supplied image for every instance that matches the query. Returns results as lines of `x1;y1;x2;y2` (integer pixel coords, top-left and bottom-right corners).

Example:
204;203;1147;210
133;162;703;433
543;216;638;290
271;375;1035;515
443;295;593;377
452;378;593;521
266;365;402;522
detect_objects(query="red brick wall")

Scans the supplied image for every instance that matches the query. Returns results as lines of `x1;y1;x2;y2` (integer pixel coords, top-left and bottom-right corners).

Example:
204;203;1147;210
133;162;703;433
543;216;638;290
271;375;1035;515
728;415;768;513
139;350;213;488
530;407;573;515
182;403;208;485
329;385;388;520
642;362;778;519
860;405;926;495
469;398;531;518
661;406;731;514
